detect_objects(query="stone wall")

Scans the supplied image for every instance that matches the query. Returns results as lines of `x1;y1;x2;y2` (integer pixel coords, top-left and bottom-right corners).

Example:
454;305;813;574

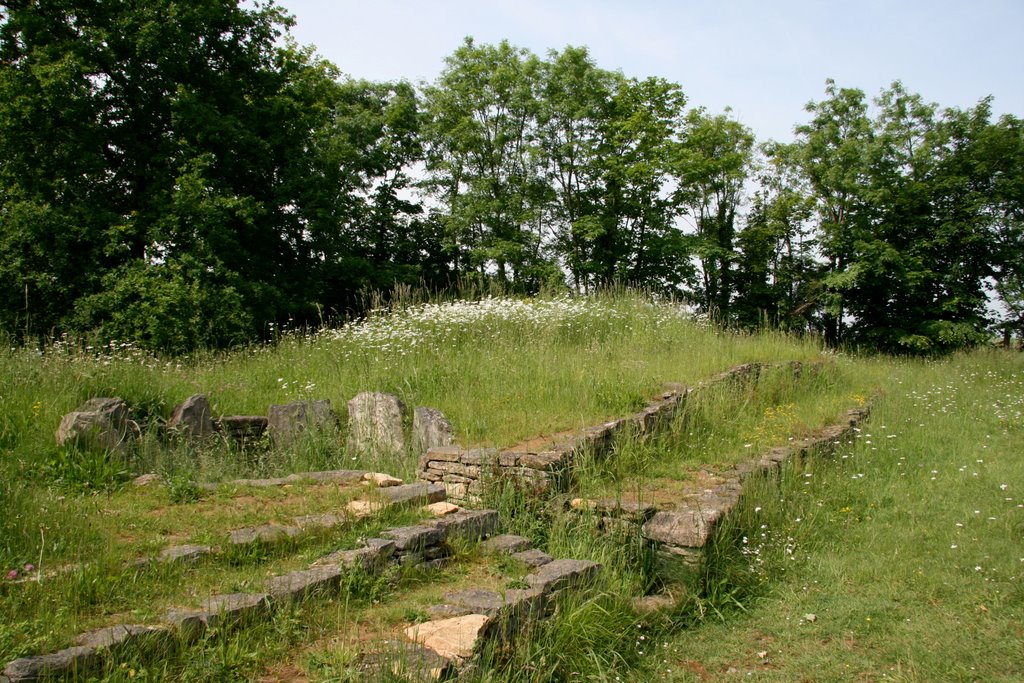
416;362;796;505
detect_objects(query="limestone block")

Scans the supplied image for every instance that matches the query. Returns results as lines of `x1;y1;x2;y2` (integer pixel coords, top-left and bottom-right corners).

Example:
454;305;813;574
641;507;724;549
425;502;460;516
159;544;211;564
3;646;99;683
268;400;338;447
265;565;342;602
405;614;492;662
382;525;445;552
214;416;268;440
346;392;406;457
525;559;601;594
480;534;532;555
228;523;300;546
315;540;395;572
346;500;386;518
55;397;130;453
363;472;403;487
412;407;454;454
75;624;173;652
429;509;499;543
511;549;553;568
167;394;213;441
380;482;446;507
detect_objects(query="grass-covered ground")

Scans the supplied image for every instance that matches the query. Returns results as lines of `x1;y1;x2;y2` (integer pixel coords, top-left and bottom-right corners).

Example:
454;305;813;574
1;294;1020;681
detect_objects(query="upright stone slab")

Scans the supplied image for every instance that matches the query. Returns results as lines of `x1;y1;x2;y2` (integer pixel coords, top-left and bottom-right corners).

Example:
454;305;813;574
347;392;407;457
267;400;338;447
412;407;454;454
167;394;213;441
55;397;130;454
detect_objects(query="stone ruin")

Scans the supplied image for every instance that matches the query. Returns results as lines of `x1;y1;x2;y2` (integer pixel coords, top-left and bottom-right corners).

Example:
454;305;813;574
55;391;455;461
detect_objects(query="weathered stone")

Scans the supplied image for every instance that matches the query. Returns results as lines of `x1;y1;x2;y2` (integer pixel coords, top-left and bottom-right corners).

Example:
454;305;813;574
425;501;460;516
74;624;173;652
419;470;443;482
55;397;130;453
382;525;445;552
405;614;492;663
265;565;342;601
166;593;270;639
427;461;481;478
3;646;99;682
159;544;211;564
422;446;463;462
363;472;403;487
444;481;469;501
346;392;407;457
214;415;268;440
439;473;472;484
429;509;499;543
268;400;338;447
167;394;213;441
294;513;344;529
412;407;454;455
132;473;162;487
301;469;367;484
518;451;565;470
359;641;454;682
430;587;544;624
511;549;553;568
346;500;386;518
459;448;499;466
480;534;532;555
228;523;300;546
315;540;396;572
641;507;724;549
525;559;602;594
380;482;446;506
497;451;518;467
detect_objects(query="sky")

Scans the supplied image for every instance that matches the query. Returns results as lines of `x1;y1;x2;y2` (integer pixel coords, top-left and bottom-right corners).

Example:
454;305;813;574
274;0;1023;143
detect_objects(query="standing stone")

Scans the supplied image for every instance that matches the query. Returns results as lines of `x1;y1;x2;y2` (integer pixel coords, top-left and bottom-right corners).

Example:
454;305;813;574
267;400;338;447
347;392;407;457
167;394;213;441
412;407;454;455
55;397;130;454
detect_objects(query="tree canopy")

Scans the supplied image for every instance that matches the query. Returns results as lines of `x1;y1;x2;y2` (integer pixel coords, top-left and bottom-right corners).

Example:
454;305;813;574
1;2;1021;353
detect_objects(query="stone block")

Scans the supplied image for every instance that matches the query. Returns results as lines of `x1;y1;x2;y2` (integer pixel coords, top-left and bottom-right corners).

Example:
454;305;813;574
358;641;454;682
3;646;99;683
642;507;723;548
380;482;446;506
55;397;130;454
480;534;532;555
228;523;300;546
525;559;602;594
363;472;403;487
347;392;406;458
346;500;386;518
294;513;344;529
412;407;454;455
268;400;338;447
382;525;445;552
405;614;492;663
315;539;396;572
167;394;213;441
265;565;342;602
166;593;270;639
429;509;499;543
459;448;499;466
425;502;460;516
74;624;173;653
423;445;463;462
301;469;367;483
518;451;566;470
511;549;553;568
159;544;211;564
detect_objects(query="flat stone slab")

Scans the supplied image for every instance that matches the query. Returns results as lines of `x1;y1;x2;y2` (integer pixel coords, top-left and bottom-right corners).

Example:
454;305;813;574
166;592;270;637
294;513;345;529
74;624;173;651
425;502;460;516
228;524;300;546
429;587;544;621
480;534;532;555
364;472;403;487
382;525;445;552
428;509;499;543
359;641;454;682
511;548;553;568
265;566;342;601
405;614;492;662
380;483;446;506
314;540;396;572
159;544;211;564
3;646;99;683
346;500;387;518
641;507;724;548
525;559;602;594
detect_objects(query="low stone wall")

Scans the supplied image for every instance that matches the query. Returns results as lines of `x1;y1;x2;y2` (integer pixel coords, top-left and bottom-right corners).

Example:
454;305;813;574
417;362;800;504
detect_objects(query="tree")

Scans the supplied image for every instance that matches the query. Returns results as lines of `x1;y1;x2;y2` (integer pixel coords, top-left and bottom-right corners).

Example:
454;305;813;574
674;108;755;318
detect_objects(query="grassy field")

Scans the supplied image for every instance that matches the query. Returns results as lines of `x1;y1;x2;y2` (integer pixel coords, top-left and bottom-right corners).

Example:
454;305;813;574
1;294;1021;681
